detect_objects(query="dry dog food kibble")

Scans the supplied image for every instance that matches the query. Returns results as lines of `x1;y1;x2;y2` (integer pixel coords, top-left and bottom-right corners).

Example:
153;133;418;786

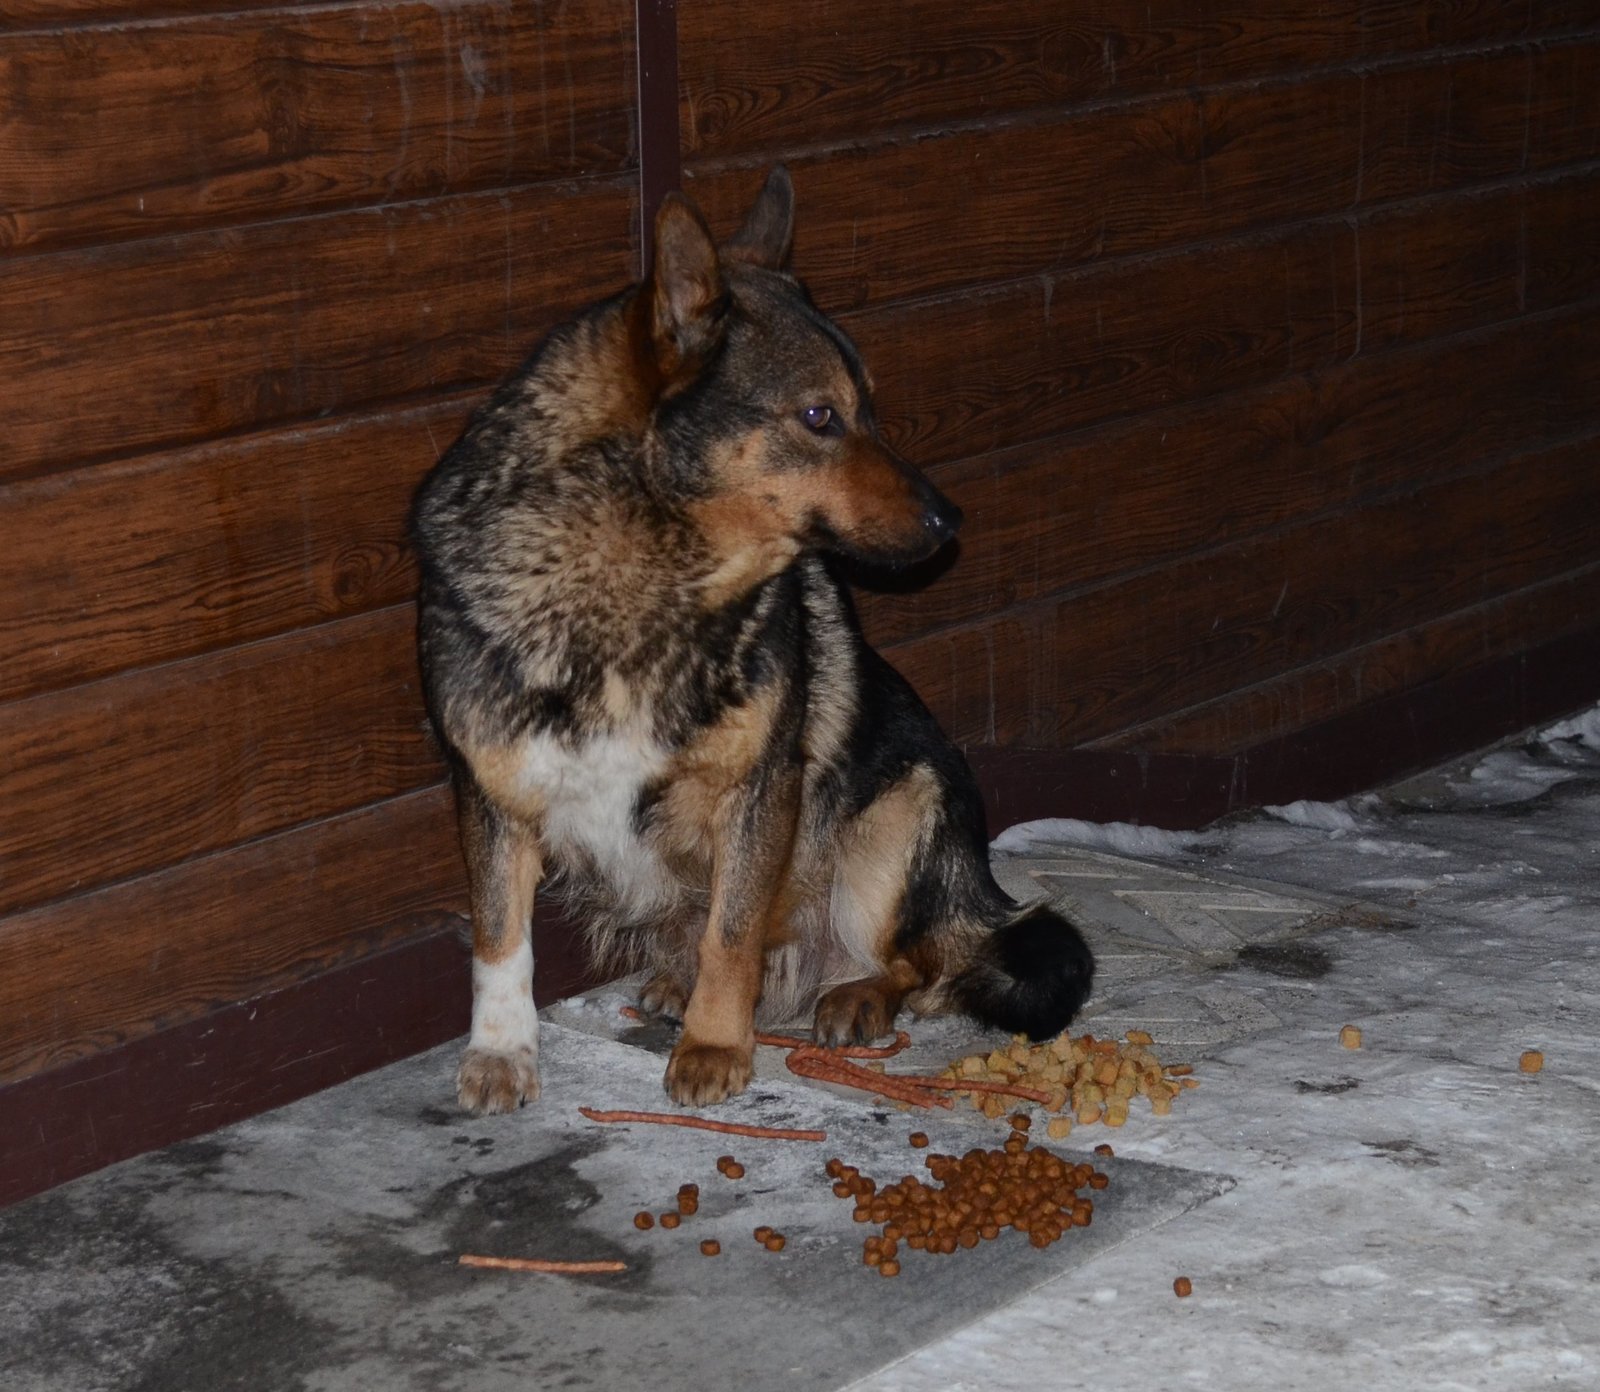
753;1226;773;1243
829;1135;1102;1271
633;1211;654;1231
1520;1050;1544;1073
909;1132;930;1148
659;1212;681;1229
940;1031;1194;1128
1340;1025;1362;1049
700;1239;721;1257
1093;1143;1115;1158
1174;1276;1193;1298
723;1161;746;1180
763;1233;786;1252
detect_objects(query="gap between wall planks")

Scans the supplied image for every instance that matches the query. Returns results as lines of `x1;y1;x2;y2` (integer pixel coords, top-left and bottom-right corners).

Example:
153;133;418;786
634;0;680;269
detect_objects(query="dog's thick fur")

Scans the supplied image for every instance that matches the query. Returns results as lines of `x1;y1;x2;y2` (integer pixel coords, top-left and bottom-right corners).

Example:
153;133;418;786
410;170;1094;1113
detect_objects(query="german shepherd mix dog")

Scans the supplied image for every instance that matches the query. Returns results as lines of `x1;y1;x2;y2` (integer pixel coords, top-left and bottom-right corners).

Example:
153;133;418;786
411;170;1094;1114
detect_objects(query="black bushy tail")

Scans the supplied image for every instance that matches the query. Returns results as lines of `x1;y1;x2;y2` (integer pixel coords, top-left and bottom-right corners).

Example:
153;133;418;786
950;904;1095;1041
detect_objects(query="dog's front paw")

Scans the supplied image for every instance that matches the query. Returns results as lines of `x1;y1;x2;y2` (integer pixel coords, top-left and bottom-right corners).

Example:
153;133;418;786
457;1046;540;1115
813;979;897;1048
664;1039;752;1106
638;973;689;1023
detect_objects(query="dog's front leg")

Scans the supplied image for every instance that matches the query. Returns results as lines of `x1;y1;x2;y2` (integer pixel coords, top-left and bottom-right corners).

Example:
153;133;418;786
455;775;543;1114
664;770;799;1106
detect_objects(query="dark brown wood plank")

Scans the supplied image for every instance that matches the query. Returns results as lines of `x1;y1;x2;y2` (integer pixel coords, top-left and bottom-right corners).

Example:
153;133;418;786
0;0;636;253
846;171;1591;470
846;219;1358;470
884;433;1600;746
1524;168;1600;312
1102;562;1600;754
688;44;1591;313
0;786;463;1086
0;176;636;481
0;397;474;703
0;605;444;917
855;303;1600;651
679;0;1579;161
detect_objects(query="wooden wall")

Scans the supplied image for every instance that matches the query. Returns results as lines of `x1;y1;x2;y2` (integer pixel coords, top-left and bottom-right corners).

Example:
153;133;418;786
682;0;1600;754
3;0;1598;1199
0;0;638;1097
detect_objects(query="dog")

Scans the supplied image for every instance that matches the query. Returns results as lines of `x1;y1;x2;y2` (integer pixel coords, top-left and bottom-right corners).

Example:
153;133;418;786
409;168;1095;1114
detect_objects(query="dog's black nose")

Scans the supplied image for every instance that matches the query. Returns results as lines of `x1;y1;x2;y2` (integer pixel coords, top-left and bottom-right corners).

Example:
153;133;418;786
924;496;963;545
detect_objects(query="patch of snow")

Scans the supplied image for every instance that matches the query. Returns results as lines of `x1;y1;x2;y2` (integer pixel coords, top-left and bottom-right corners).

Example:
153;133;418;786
1264;799;1363;831
991;817;1215;858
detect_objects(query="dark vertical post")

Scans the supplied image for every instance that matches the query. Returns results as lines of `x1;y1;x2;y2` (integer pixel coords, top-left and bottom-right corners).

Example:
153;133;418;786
634;0;681;274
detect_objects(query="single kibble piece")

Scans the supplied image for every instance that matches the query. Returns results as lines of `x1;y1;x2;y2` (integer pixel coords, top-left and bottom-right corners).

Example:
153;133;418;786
825;1158;844;1178
700;1239;721;1257
909;1132;930;1148
634;1211;655;1231
1126;1030;1154;1046
879;1259;901;1277
753;1226;773;1242
1093;1143;1115;1158
764;1233;786;1252
1339;1025;1362;1050
724;1161;746;1180
1046;1117;1073;1141
678;1183;699;1199
1088;1172;1109;1190
660;1212;681;1229
1009;1113;1031;1132
1174;1276;1193;1298
1520;1050;1544;1074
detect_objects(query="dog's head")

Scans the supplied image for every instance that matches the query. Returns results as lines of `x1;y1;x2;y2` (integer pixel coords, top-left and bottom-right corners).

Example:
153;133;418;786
642;169;961;572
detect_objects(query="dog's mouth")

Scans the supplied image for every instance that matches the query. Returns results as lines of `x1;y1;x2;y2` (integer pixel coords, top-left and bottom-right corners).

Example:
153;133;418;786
807;507;961;570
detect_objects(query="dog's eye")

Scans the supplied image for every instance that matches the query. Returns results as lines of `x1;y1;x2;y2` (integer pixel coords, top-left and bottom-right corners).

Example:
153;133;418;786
801;404;837;434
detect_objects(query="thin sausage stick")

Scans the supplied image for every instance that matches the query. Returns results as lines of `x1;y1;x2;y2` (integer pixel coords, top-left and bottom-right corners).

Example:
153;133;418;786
459;1255;626;1274
757;1029;913;1059
785;1050;953;1109
896;1075;1055;1106
578;1106;826;1142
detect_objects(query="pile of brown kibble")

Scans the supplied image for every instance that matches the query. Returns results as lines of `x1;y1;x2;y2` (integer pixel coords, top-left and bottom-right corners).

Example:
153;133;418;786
941;1030;1197;1134
828;1114;1108;1277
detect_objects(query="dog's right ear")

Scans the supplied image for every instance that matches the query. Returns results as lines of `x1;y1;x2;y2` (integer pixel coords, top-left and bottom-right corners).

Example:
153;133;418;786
648;194;729;383
724;166;795;270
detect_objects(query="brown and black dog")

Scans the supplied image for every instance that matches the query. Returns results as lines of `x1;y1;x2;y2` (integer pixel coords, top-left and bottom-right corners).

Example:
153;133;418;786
410;169;1094;1114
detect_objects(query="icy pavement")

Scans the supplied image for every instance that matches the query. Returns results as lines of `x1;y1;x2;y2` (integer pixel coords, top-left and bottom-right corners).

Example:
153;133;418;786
855;704;1600;1392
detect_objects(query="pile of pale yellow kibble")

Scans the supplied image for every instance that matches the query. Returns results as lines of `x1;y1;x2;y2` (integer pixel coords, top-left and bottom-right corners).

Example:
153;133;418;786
936;1030;1198;1138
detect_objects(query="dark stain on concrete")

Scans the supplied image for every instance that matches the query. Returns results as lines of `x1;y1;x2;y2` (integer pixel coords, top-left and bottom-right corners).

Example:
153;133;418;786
1235;941;1336;979
333;1136;653;1305
1363;1138;1442;1168
0;1182;348;1392
1294;1076;1361;1094
417;1106;456;1127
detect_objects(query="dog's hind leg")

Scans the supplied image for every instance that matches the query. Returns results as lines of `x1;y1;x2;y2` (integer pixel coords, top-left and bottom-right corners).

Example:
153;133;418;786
455;775;543;1114
814;767;939;1046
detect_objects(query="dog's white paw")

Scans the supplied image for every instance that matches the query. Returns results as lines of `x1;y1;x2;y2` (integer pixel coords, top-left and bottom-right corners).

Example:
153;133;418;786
457;1046;540;1114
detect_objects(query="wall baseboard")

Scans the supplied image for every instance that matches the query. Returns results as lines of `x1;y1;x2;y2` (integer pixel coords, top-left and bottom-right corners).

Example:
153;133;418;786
4;626;1594;1209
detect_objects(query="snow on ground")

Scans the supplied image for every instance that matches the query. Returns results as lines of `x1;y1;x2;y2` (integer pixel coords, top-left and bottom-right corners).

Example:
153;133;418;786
857;707;1600;1392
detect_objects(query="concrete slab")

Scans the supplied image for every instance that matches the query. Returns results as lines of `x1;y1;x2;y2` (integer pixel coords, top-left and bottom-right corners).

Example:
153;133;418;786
0;1022;1231;1392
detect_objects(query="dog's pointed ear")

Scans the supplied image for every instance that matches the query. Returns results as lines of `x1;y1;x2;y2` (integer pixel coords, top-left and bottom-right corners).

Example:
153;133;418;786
724;166;795;270
649;193;729;379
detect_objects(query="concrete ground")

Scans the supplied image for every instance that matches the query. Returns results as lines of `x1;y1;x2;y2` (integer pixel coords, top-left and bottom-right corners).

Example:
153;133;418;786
2;709;1597;1390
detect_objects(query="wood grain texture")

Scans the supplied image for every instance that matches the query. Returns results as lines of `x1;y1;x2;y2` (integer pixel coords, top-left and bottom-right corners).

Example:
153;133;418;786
1101;562;1600;755
842;169;1594;471
687;43;1597;313
883;434;1600;746
0;786;464;1086
679;0;1585;160
855;303;1600;651
0;0;636;252
0;176;635;481
0;397;474;703
0;605;443;917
